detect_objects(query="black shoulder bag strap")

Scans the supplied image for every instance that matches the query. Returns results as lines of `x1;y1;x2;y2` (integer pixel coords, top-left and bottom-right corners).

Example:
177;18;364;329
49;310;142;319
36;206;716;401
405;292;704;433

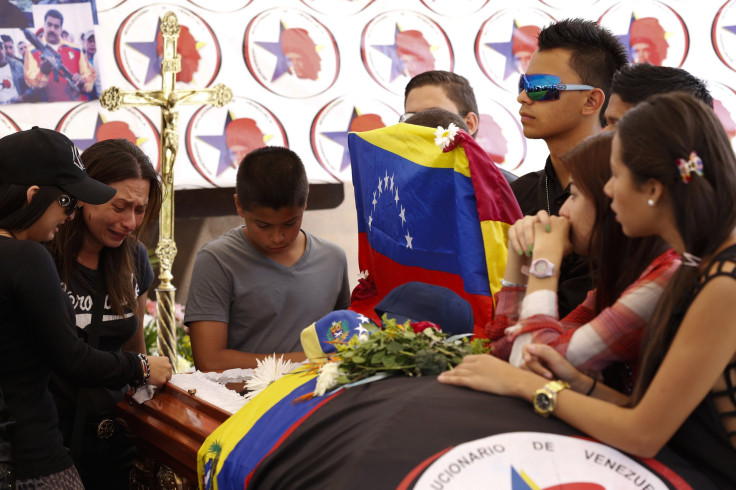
69;287;106;465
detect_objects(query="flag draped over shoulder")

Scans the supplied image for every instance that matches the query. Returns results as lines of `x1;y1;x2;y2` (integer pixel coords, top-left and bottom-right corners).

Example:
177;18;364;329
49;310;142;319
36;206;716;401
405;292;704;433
197;374;340;490
348;123;522;337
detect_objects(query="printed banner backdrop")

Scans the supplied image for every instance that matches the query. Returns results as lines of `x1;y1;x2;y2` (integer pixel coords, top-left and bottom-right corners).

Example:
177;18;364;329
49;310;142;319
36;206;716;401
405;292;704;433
1;0;735;189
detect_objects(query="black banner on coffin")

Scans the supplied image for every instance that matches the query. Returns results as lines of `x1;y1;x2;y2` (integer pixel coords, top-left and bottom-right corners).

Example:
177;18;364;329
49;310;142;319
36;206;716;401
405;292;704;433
248;376;716;489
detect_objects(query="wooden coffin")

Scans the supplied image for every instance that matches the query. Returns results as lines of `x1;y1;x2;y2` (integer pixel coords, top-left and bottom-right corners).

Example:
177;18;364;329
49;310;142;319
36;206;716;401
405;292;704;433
117;383;230;484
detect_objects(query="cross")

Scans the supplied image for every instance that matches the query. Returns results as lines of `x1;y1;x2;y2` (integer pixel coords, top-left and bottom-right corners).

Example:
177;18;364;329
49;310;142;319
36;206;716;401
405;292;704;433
100;11;232;371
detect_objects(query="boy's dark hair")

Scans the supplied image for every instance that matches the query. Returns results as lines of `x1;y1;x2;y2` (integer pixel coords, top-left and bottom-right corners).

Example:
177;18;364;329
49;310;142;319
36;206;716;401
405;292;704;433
611;63;713;108
405;108;470;133
1;35;11;44
538;18;628;126
404;70;479;127
236;146;308;211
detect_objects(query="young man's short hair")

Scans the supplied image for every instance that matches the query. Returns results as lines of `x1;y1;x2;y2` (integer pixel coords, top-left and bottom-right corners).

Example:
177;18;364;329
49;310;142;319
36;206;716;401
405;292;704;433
236;146;308;211
611;63;713;108
405;108;470;133
537;18;628;126
404;70;479;121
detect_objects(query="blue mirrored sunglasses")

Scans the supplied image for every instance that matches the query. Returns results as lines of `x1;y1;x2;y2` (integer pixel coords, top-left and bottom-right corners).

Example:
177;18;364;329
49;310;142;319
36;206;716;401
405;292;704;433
518;74;595;102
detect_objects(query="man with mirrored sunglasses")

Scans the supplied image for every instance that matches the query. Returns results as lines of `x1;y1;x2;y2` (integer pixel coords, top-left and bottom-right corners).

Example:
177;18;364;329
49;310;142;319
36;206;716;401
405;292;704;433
510;18;627;318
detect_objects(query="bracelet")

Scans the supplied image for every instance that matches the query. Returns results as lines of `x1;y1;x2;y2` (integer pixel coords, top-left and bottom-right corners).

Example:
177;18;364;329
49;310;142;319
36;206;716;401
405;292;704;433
501;278;527;288
133;353;151;388
585;377;597;396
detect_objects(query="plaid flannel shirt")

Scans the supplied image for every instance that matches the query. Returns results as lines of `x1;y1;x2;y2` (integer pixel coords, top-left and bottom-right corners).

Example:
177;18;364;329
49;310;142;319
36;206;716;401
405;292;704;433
488;249;681;372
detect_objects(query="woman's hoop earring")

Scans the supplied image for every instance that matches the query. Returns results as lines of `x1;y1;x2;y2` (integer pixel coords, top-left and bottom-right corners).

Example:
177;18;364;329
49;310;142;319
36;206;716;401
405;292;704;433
647;199;655;207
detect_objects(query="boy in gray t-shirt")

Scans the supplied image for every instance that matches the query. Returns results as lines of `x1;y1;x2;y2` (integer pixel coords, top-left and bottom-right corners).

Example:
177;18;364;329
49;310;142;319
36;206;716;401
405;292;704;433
184;147;350;370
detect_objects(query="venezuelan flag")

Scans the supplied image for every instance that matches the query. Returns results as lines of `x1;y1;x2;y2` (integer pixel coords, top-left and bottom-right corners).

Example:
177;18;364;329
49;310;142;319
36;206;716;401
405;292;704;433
197;374;341;490
348;123;521;337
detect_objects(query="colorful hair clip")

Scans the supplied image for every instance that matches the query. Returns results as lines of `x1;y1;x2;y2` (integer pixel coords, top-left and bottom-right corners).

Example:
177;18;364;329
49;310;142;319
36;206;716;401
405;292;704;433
676;151;704;184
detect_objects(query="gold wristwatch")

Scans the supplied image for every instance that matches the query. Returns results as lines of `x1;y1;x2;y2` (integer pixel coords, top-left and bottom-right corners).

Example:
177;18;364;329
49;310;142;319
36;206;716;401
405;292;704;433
533;380;570;417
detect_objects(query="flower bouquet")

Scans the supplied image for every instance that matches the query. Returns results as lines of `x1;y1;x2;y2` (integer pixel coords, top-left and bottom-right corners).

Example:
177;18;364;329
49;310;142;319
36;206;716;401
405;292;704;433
309;316;489;396
143;299;194;372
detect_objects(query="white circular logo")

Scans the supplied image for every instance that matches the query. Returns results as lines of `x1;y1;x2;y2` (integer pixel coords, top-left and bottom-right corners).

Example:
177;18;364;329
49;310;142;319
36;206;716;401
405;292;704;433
311;96;399;181
56;101;161;170
244;8;339;98
361;10;454;95
185;97;288;187
598;1;689;67
114;5;222;89
412;432;672;489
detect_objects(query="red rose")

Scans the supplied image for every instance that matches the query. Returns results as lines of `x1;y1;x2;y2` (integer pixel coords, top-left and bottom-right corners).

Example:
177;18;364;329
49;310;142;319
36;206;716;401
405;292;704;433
2;79;10;89
411;321;440;333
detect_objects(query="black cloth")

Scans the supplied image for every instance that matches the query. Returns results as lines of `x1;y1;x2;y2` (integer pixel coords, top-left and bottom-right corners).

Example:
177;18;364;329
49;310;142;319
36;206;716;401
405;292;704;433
510;157;592;317
249;376;716;489
50;242;153;488
667;244;736;489
0;388;11;465
51;242;153;421
0;237;141;480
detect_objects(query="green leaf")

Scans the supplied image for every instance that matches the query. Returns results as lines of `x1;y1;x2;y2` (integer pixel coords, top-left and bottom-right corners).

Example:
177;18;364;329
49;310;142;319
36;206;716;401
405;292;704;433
387;341;403;354
352;355;365;364
382;355;396;367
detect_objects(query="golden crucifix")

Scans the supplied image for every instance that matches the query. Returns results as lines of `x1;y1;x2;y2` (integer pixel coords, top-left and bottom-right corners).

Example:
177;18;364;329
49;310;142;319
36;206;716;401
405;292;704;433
100;11;232;371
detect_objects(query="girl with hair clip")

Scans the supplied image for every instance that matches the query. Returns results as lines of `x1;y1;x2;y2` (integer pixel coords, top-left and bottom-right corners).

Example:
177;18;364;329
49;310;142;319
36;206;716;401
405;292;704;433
439;92;736;488
48;138;163;489
0;128;172;490
487;131;679;393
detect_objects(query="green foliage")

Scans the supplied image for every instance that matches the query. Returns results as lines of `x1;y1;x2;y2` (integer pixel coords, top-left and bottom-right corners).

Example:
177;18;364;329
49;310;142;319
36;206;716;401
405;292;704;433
328;316;489;383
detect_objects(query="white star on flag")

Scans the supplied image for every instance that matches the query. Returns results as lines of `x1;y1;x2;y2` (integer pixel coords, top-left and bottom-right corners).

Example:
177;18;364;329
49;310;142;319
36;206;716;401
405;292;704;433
384;170;389;188
356;314;371;324
399;206;406;225
378;178;383;194
368;214;373;230
372;191;377;210
394;188;399;206
405;231;413;249
390;175;394;191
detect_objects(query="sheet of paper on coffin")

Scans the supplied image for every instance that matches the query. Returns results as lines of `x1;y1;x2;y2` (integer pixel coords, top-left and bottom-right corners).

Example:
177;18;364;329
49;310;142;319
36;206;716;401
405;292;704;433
197;374;717;490
348;123;522;337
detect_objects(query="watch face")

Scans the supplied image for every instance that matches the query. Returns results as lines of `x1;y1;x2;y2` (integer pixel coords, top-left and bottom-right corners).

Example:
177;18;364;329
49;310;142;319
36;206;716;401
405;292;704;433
535;392;551;411
532;260;548;274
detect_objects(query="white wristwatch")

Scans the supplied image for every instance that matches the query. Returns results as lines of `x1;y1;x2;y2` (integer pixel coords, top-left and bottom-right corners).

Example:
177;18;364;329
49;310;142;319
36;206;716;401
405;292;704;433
526;258;556;278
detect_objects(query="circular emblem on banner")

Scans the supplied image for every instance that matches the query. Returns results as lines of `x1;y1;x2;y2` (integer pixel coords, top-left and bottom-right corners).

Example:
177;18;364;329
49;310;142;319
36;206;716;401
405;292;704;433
712;0;736;72
361;10;454;95
114;5;222;90
55;102;161;170
185;97;288;187
186;0;252;12
598;1;689;67
408;432;680;489
475;9;556;92
710;81;736;152
539;0;599;8
311;96;398;181
244;8;339;99
420;0;488;17
0;111;20;138
477;98;527;171
300;0;374;16
96;0;127;12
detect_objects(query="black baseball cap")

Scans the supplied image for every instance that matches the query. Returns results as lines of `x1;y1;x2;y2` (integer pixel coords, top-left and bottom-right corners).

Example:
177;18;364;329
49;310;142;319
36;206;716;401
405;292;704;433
0;127;116;204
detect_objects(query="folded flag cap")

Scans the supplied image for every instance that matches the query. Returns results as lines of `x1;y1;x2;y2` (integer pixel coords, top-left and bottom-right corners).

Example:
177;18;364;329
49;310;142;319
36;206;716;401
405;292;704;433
374;281;474;336
301;310;379;363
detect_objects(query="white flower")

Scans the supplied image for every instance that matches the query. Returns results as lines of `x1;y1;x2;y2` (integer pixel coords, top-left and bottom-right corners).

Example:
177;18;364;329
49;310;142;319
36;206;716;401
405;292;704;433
314;361;342;396
434;123;459;150
243;354;297;401
422;327;442;342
